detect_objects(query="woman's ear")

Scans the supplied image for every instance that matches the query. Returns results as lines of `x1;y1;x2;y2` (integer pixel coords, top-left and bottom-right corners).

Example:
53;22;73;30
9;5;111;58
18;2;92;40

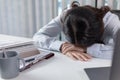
70;1;80;8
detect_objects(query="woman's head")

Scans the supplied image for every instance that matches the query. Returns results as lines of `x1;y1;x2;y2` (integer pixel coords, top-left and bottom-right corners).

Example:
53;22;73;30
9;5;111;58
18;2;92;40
63;2;110;47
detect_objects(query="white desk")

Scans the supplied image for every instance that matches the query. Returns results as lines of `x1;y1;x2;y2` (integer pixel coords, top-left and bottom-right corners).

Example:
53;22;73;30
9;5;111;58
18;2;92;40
0;52;111;80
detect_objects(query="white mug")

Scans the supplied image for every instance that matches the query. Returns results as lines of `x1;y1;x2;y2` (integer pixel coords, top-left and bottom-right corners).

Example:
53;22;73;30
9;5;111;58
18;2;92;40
0;51;25;79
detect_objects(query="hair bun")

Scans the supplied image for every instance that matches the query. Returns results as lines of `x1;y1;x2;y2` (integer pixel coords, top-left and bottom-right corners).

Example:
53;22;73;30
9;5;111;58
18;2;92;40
70;1;80;8
100;6;111;13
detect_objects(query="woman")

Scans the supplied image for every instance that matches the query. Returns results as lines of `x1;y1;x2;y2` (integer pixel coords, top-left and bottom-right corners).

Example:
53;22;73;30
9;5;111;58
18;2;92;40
33;1;120;61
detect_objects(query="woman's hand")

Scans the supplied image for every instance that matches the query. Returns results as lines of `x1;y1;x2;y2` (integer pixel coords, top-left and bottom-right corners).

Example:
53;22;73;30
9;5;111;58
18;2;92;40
66;50;92;61
60;42;92;61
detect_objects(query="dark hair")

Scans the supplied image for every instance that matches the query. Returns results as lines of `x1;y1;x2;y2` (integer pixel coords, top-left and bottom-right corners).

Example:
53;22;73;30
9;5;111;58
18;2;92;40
70;1;80;8
62;4;109;47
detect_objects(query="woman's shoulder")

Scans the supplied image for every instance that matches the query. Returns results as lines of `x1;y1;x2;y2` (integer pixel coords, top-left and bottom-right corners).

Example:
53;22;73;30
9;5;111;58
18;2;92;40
60;8;70;24
103;11;119;26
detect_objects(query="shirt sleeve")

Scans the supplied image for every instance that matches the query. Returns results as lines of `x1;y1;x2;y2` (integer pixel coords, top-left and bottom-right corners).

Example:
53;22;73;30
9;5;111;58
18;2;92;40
87;11;120;59
87;42;114;59
33;15;65;51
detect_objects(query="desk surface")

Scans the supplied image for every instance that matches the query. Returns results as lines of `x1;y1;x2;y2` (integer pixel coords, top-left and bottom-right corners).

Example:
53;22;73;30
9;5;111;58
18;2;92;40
0;52;111;80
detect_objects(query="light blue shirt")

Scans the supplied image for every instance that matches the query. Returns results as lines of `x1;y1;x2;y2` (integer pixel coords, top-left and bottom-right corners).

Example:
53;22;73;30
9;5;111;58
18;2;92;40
33;11;120;59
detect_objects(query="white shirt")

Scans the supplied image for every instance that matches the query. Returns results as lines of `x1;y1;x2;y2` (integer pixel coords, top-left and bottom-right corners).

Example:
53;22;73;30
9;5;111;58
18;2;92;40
33;11;120;59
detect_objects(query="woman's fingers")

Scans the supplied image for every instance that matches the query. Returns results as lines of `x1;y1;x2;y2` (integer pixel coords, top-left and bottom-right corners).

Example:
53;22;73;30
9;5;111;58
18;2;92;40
75;47;85;52
82;53;92;59
65;51;92;61
71;52;84;61
66;52;77;60
61;43;74;54
77;53;92;61
62;45;85;53
61;43;85;54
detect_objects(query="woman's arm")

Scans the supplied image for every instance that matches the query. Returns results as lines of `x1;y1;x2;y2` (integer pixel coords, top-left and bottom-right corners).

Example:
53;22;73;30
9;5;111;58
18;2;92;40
87;42;114;59
33;15;65;51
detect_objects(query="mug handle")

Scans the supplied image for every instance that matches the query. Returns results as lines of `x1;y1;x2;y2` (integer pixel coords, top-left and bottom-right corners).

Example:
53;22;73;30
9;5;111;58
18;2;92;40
19;58;26;72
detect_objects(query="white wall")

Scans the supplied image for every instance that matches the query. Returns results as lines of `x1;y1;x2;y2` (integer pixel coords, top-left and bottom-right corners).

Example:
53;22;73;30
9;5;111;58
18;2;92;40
0;0;119;38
